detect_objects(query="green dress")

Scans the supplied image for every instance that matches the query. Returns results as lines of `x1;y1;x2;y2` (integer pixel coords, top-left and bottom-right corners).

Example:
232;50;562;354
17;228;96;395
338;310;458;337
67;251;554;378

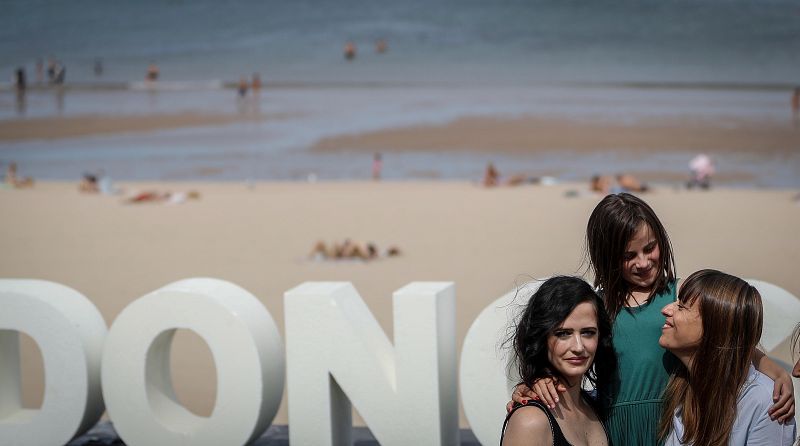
605;282;679;446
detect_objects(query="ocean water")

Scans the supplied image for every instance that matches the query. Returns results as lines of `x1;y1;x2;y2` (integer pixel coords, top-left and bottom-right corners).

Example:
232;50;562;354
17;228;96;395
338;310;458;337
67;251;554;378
1;0;799;186
3;0;800;85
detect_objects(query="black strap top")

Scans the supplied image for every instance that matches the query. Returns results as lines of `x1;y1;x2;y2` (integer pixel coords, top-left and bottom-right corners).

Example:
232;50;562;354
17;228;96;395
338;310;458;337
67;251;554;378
500;395;611;446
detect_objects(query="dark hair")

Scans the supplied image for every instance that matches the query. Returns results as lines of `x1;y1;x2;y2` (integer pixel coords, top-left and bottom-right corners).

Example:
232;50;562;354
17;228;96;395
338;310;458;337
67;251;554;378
793;323;800;360
658;269;763;446
511;276;617;409
586;193;676;319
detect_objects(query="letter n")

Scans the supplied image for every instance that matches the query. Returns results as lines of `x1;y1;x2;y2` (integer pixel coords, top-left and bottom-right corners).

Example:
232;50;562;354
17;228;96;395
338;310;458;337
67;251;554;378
284;282;458;446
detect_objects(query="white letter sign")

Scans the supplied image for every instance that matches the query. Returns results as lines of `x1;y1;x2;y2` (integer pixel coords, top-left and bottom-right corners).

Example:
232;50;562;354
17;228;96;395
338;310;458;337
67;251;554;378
0;279;107;446
101;278;284;446
284;282;458;446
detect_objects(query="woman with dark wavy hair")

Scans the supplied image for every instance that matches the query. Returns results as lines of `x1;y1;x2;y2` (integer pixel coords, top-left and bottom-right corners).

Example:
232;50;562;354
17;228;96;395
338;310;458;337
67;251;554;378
501;276;616;446
658;269;796;445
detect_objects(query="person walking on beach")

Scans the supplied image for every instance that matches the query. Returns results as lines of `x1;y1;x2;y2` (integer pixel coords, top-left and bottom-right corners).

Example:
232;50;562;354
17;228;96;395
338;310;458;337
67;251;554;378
375;38;387;54
372;153;383;181
14;67;26;92
344;41;356;60
47;57;56;83
237;76;249;98
94;58;103;77
35;59;43;84
146;63;159;82
687;153;714;189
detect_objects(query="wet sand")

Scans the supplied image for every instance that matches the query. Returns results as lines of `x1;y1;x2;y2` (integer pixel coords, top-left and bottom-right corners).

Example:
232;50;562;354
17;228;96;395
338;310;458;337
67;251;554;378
0;112;271;141
313;115;800;155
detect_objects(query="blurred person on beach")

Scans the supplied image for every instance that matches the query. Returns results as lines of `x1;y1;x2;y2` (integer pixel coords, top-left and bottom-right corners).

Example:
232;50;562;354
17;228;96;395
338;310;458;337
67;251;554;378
46;57;56;83
79;173;99;193
310;239;400;261
590;175;613;194
483;162;500;187
687;153;714;190
51;61;66;85
658;269;796;445
375;38;387;54
4;162;34;188
615;173;648;193
509;193;795;445
45;58;65;85
124;190;200;205
237;76;249;98
252;73;261;92
372;153;383;180
35;58;43;84
484;162;539;187
344;41;356;60
792;88;800;126
14;67;26;115
146;63;159;82
591;174;648;194
501;276;614;446
79;170;119;195
94;58;103;77
14;67;26;92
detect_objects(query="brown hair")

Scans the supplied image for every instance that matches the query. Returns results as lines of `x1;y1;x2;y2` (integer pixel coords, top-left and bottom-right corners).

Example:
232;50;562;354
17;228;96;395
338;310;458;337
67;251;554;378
658;269;763;446
586;193;676;319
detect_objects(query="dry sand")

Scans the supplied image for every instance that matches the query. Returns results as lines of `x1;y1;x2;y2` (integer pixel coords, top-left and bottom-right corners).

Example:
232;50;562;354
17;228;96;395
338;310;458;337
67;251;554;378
313;115;800;155
2;181;799;428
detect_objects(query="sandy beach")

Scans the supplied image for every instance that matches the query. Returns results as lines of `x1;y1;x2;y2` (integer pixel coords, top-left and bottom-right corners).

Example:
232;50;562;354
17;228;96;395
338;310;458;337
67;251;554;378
2;181;799;428
313;115;800;155
0;112;273;141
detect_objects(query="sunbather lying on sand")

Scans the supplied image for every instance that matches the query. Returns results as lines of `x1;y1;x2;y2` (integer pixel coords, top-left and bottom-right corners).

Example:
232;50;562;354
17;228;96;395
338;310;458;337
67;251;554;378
309;239;401;261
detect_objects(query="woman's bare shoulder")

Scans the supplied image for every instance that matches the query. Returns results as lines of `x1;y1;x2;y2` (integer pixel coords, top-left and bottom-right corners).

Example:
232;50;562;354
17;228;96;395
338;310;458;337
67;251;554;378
503;405;552;446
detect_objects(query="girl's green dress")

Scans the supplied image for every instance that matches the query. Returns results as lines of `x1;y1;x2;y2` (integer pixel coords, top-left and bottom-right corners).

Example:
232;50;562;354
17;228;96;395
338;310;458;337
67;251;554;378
605;282;678;446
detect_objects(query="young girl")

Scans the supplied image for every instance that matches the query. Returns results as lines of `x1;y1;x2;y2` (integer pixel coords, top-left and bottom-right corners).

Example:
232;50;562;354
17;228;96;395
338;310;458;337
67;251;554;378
659;269;796;445
502;276;615;446
512;193;794;445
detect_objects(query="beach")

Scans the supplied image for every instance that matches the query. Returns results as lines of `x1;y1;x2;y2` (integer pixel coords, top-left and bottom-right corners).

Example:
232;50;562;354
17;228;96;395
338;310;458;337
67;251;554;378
3;181;799;428
3;0;800;438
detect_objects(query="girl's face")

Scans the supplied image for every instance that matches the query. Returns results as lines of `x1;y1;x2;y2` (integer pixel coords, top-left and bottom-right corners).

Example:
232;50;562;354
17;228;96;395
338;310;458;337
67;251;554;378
622;222;660;291
658;298;703;356
547;302;599;387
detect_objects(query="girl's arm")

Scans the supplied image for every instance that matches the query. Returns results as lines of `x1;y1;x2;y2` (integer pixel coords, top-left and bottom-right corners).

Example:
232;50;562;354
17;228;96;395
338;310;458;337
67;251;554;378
753;349;795;423
506;379;567;412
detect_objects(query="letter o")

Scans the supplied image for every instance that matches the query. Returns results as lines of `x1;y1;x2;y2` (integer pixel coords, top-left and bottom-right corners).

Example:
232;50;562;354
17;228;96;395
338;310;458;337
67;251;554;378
101;278;284;446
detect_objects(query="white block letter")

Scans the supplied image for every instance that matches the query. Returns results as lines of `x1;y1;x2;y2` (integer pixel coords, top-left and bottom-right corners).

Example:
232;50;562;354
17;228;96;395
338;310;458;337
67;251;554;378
101;278;284;446
0;280;107;446
460;285;541;446
284;282;458;446
746;279;800;428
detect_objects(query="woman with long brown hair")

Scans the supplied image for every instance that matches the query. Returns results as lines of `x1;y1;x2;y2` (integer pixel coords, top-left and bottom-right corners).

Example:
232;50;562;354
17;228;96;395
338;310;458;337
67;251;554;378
658;269;796;445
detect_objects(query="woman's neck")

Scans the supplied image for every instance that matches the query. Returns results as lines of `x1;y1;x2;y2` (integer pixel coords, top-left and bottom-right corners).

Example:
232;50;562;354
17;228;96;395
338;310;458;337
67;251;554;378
556;379;586;413
675;350;694;370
